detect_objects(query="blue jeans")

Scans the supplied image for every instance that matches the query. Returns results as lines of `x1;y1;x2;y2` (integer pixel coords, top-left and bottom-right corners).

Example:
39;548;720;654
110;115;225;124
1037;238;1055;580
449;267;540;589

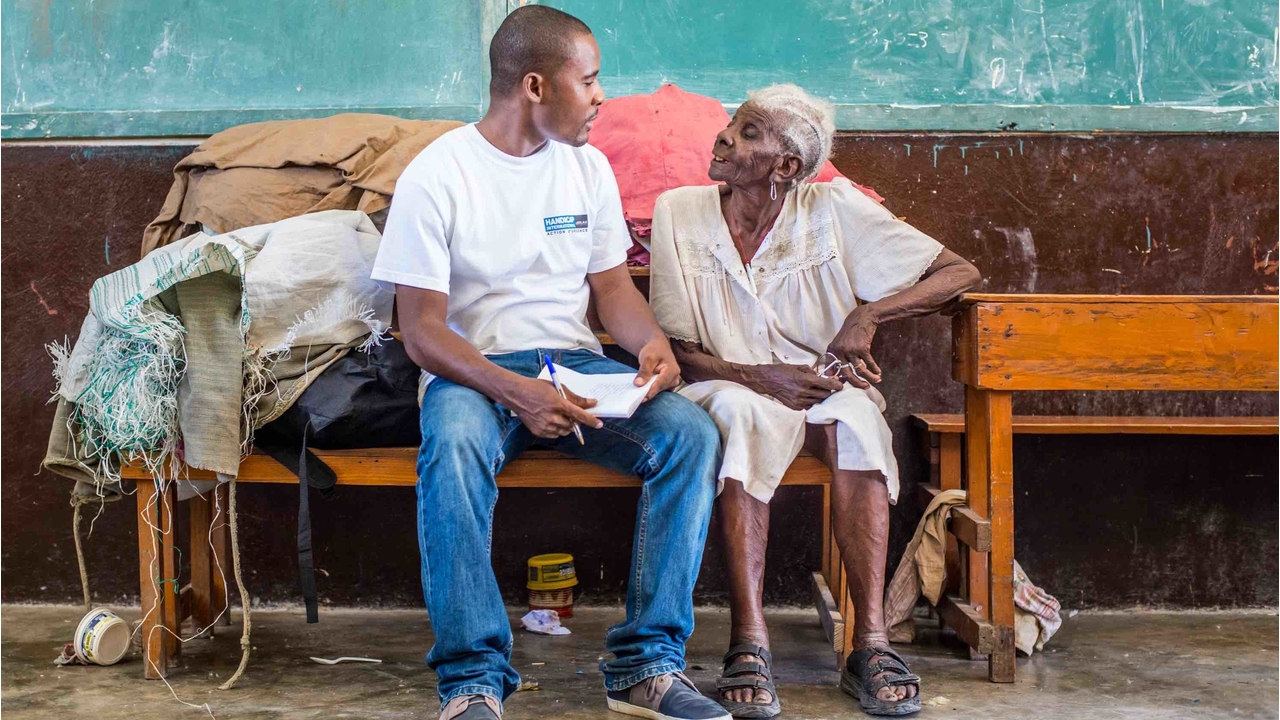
415;349;721;709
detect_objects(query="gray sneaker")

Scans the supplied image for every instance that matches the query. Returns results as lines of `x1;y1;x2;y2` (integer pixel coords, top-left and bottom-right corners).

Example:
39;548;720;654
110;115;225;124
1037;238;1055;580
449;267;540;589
439;694;502;720
607;672;732;720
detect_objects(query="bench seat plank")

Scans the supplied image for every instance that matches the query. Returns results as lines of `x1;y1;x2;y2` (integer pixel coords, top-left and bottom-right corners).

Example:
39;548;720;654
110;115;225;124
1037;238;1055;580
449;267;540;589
912;414;1278;435
122;448;831;487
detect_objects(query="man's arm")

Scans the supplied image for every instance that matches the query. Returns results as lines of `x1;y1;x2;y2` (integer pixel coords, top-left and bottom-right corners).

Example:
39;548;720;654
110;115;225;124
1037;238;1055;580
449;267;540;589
586;263;681;400
396;285;602;437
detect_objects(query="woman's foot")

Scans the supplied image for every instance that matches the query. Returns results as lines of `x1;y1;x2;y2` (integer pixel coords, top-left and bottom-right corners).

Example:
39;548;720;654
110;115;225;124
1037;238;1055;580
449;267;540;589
863;648;918;704
715;644;781;718
839;645;921;716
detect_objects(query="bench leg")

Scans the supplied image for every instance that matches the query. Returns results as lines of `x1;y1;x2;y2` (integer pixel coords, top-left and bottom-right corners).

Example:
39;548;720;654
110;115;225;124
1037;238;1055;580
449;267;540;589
966;387;1015;682
189;490;215;637
137;477;179;679
161;482;181;662
821;483;832;590
938;433;964;596
211;482;232;626
839;583;856;667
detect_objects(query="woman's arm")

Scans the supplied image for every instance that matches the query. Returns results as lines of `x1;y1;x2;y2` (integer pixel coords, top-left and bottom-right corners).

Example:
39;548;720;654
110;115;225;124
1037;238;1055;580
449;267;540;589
857;248;981;323
672;340;843;411
826;248;982;384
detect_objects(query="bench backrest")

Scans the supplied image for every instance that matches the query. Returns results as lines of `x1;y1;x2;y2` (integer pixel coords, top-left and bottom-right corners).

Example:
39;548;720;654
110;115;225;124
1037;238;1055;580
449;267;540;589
952;294;1279;392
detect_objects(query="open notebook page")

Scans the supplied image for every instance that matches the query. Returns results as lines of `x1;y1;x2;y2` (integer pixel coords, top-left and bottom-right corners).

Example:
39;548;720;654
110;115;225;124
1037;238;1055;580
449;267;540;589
536;363;656;419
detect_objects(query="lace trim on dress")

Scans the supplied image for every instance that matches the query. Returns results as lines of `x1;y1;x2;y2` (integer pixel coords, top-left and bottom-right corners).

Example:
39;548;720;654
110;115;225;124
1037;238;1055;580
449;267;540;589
750;205;837;283
674;203;839;283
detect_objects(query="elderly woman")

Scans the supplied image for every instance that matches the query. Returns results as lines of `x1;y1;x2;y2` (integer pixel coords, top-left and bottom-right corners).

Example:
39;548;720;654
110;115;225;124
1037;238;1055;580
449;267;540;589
648;85;981;718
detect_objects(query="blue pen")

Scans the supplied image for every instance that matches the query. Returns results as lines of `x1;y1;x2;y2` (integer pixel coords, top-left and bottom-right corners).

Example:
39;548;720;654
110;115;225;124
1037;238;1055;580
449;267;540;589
543;353;585;445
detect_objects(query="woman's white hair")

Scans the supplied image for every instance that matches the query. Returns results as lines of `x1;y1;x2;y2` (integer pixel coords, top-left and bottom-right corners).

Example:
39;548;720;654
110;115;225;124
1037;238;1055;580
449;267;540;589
745;84;836;185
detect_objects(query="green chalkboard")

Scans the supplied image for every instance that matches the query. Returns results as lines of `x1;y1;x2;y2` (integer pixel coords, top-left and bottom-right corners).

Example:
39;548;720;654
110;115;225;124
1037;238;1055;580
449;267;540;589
2;0;1276;137
551;0;1278;130
1;0;487;138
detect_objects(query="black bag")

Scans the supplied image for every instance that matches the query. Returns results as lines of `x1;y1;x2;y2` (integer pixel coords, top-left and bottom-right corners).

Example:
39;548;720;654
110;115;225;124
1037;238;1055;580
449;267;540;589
255;338;421;622
259;337;421;451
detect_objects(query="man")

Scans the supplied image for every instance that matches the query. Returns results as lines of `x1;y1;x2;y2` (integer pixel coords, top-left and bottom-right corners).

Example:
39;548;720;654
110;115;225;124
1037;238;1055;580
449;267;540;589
371;7;729;720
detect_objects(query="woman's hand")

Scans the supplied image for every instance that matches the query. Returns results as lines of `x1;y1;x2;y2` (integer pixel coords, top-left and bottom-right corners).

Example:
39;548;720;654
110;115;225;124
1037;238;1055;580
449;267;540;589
826;306;883;389
746;364;844;411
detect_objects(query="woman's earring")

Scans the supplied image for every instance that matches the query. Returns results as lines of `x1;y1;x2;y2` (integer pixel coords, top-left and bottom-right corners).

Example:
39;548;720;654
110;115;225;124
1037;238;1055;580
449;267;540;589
770;181;777;201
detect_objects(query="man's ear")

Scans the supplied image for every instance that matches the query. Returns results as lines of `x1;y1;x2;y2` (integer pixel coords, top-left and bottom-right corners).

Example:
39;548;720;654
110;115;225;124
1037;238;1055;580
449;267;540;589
771;155;804;187
522;72;546;104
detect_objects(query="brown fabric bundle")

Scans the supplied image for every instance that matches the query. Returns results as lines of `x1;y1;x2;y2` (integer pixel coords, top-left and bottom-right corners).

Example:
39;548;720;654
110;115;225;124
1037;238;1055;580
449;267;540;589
141;113;464;257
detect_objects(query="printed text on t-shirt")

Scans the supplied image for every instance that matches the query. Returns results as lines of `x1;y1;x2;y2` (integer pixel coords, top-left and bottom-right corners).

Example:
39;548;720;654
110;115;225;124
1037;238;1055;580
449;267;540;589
543;215;589;235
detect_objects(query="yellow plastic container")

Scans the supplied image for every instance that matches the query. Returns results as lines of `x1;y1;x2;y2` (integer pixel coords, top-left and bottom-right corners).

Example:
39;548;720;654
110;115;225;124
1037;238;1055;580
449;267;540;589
527;553;578;591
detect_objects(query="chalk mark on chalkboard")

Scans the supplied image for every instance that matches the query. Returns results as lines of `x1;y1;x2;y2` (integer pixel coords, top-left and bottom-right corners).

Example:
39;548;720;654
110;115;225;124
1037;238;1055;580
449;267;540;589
1037;0;1058;92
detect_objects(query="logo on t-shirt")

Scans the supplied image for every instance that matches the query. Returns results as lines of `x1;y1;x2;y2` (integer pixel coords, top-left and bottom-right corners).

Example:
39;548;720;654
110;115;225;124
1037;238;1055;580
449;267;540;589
543;214;589;235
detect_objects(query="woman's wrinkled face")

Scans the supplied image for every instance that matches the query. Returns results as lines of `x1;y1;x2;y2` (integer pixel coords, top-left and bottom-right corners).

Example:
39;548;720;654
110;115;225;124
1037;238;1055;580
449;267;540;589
709;103;788;185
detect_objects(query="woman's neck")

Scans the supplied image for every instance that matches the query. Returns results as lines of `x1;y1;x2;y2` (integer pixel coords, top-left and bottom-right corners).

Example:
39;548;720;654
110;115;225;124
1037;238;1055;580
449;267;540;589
721;182;785;265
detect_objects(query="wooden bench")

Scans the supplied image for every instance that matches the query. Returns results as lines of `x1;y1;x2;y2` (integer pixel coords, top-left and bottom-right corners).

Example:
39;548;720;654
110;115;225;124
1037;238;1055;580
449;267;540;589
122;264;867;679
124;448;858;678
939;294;1278;683
913;413;1278;666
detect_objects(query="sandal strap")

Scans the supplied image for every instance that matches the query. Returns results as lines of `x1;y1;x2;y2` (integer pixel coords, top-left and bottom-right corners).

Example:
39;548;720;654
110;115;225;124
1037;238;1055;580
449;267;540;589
722;643;772;669
721;660;768;679
861;672;921;697
870;657;911;676
715;676;775;692
862;645;909;667
847;646;919;688
882;673;921;688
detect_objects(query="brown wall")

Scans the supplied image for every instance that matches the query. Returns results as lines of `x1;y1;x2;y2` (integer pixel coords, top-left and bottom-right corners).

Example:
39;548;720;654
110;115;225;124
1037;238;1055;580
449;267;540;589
2;134;1276;610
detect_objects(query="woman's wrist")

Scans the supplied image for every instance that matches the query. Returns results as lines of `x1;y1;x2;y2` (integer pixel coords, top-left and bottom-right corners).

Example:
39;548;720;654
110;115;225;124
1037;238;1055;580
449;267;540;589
855;302;883;324
730;362;767;392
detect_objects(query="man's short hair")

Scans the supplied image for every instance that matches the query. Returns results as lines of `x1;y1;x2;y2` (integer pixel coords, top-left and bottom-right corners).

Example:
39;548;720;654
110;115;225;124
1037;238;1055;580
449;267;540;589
489;6;593;95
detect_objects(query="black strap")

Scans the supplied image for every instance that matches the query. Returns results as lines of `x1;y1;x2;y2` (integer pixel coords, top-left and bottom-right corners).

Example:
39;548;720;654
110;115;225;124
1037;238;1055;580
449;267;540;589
256;430;333;624
255;436;338;497
296;434;319;623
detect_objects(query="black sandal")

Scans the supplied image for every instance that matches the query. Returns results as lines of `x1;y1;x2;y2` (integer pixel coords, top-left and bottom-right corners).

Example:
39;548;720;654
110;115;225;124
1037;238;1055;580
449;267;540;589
839;646;922;717
714;643;782;719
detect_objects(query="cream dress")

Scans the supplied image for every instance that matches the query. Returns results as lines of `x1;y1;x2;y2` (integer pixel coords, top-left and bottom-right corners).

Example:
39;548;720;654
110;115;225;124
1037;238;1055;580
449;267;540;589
649;178;944;505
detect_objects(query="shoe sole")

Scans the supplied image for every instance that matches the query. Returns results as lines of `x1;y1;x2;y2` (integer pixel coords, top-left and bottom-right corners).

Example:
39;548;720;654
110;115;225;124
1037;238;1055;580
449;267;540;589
607;697;733;720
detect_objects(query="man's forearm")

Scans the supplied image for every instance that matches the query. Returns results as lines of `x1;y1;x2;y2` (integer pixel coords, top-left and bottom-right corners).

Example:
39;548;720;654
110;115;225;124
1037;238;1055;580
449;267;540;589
403;320;527;405
594;282;666;357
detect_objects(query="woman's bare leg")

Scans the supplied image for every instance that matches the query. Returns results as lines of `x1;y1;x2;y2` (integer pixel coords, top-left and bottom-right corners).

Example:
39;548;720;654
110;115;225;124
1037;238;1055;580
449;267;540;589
718;477;774;706
805;424;917;703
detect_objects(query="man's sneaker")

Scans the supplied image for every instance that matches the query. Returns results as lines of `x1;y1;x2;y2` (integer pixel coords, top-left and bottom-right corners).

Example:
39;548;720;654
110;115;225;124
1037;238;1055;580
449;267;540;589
440;694;502;720
607;672;732;720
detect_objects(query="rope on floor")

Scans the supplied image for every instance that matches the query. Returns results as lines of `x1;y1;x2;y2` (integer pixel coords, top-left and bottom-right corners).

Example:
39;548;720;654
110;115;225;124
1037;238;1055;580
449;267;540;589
218;479;253;691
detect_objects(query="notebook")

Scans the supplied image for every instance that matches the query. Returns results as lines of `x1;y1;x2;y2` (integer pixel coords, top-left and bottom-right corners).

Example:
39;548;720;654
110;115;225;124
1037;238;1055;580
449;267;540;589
536;363;656;419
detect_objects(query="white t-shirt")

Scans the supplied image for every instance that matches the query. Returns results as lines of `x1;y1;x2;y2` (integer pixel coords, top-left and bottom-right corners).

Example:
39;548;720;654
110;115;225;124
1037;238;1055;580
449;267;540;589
371;123;631;357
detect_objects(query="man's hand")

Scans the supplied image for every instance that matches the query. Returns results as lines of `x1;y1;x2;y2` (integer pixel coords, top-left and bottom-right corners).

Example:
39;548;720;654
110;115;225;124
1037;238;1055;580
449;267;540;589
634;335;682;401
746;364;844;411
501;376;603;439
826;305;883;389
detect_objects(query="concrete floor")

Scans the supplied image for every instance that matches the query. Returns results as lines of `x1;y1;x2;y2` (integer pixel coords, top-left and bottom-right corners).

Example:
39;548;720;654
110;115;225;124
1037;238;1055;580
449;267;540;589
2;605;1276;719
